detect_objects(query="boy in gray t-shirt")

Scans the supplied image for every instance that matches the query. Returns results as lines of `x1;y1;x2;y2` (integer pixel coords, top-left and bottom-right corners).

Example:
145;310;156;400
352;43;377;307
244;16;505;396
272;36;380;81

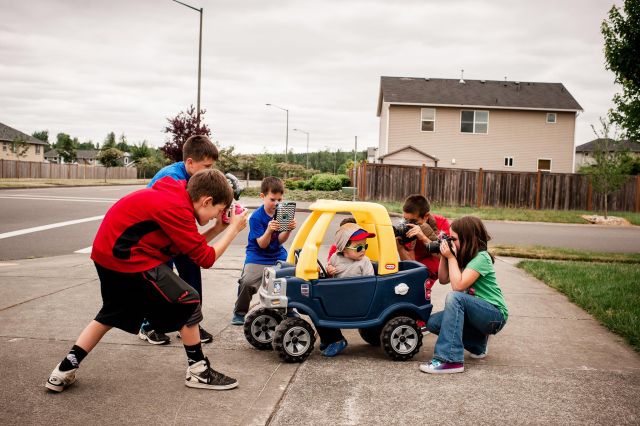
321;223;375;357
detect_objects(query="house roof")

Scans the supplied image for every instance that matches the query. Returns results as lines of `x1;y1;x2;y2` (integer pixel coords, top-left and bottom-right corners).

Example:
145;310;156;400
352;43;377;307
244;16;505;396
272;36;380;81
0;122;48;145
576;139;640;153
378;145;439;162
44;149;59;157
76;149;99;159
377;77;583;116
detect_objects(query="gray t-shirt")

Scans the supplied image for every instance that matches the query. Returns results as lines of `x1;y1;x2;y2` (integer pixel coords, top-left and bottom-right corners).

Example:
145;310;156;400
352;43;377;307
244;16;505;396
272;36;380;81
328;253;375;278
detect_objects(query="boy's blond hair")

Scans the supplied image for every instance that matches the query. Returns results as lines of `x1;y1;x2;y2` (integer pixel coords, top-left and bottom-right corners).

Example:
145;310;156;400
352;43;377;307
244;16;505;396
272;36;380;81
187;169;233;207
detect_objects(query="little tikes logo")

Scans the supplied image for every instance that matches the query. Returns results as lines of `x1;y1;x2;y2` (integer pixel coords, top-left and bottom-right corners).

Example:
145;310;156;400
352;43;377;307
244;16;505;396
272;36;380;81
385;264;396;270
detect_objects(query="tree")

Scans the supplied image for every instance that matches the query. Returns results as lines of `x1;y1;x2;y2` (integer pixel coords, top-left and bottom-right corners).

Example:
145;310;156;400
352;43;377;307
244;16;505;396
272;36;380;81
103;132;116;149
237;154;258;184
10;136;30;158
602;0;640;141
32;130;49;144
130;141;153;162
161;105;211;162
116;133;130;152
589;117;632;218
254;153;277;178
98;148;123;182
77;141;97;150
216;145;239;172
55;133;77;163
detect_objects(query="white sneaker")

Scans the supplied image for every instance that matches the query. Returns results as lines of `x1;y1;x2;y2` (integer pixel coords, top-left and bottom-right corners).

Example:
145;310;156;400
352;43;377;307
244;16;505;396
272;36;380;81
185;358;238;390
469;347;488;359
45;363;77;392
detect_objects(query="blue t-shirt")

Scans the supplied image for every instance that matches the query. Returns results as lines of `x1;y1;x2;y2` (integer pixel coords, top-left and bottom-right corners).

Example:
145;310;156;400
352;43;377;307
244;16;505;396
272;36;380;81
148;162;189;187
245;205;287;265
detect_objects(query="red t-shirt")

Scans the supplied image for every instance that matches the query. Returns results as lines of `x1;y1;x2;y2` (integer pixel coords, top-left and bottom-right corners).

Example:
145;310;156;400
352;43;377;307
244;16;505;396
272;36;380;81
91;177;216;273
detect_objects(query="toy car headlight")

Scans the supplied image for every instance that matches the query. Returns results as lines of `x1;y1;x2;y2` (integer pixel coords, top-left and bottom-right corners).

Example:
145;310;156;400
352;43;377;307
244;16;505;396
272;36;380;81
272;278;285;295
263;267;276;289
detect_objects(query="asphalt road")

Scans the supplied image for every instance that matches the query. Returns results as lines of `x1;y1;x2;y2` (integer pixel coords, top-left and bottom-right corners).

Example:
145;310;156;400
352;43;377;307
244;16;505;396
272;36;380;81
0;185;639;261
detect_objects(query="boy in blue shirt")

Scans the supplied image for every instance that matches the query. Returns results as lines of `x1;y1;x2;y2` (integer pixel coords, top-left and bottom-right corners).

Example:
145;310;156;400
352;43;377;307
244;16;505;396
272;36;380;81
231;177;296;325
139;134;220;345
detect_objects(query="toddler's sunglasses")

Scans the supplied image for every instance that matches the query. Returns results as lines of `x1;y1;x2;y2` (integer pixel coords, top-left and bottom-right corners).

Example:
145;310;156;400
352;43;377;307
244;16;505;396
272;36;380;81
345;243;368;253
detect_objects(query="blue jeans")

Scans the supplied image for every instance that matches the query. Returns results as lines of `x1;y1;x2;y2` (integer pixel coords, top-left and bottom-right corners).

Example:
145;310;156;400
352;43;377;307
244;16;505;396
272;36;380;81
427;292;506;363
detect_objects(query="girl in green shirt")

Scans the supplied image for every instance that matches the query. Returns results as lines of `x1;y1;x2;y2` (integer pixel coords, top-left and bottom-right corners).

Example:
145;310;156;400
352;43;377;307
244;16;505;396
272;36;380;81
420;216;508;374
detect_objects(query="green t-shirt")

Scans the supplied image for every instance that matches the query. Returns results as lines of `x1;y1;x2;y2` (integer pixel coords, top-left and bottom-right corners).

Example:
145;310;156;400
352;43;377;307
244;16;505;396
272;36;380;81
466;251;509;321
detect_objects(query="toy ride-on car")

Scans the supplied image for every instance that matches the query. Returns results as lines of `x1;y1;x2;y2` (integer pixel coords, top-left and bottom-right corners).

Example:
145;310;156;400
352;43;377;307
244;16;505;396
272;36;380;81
243;200;433;363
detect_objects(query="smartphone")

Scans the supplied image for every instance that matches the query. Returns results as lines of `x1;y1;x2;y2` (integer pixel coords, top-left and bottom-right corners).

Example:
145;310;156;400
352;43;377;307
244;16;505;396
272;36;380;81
275;202;296;232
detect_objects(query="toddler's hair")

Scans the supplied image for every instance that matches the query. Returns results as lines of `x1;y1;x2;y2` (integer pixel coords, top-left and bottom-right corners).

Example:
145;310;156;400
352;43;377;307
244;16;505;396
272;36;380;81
450;215;494;268
183;135;219;162
261;176;284;195
339;217;357;226
187;169;233;208
402;194;431;217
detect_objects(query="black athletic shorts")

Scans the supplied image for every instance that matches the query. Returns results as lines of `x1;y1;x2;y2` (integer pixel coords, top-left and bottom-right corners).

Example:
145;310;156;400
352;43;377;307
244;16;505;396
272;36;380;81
94;262;203;334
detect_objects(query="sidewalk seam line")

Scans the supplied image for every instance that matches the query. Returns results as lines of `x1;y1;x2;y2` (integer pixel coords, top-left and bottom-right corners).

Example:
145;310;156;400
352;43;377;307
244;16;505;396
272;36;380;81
0;279;96;312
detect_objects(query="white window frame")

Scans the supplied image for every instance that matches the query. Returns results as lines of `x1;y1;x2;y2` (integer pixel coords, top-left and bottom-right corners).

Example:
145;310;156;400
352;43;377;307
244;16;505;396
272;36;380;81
420;108;436;132
504;156;514;167
537;158;552;172
460;110;489;134
546;113;557;124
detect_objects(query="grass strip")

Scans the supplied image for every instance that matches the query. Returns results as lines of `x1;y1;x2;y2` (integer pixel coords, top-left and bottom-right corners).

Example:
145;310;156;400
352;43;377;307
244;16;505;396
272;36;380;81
492;245;640;264
518;260;640;352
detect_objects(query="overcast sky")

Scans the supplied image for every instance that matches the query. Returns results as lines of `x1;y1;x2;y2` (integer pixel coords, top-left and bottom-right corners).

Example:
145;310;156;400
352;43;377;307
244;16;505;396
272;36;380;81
0;0;623;154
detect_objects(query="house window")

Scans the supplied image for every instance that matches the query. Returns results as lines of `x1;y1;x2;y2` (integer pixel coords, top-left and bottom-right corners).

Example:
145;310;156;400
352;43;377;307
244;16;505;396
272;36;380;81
537;158;552;171
504;157;513;167
461;110;489;134
421;108;435;132
2;143;6;151
36;145;40;154
546;113;556;123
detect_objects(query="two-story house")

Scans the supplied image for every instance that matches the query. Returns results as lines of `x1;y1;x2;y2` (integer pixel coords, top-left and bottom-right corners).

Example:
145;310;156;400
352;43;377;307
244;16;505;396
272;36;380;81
376;77;583;173
575;138;640;169
0;122;47;162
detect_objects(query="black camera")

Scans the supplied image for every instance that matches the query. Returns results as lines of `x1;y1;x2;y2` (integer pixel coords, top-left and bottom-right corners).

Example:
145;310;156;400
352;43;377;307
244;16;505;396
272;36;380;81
425;234;455;254
225;172;243;201
393;219;418;245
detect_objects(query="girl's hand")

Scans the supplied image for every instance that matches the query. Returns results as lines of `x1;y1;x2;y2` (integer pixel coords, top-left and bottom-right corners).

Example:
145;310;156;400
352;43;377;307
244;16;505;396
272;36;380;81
440;239;456;258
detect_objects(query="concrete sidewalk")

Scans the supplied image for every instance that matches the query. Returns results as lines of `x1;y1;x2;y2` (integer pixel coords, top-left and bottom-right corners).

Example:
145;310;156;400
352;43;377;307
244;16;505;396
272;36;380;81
0;250;638;425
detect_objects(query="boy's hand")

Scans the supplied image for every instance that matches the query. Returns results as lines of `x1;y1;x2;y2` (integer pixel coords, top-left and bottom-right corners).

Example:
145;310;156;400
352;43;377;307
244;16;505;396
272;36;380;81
230;209;248;232
268;220;280;232
405;223;427;243
282;219;297;232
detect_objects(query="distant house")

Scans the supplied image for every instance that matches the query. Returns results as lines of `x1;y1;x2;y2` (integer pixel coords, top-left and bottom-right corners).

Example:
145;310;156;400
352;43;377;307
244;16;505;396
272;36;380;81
0;122;47;162
575;139;640;169
76;149;99;165
376;77;583;172
44;149;62;163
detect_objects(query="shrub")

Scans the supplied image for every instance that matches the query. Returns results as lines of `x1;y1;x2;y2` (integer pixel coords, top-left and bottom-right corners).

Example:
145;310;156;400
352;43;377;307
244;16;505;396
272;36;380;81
284;178;301;190
302;180;314;191
312;174;342;191
336;174;351;187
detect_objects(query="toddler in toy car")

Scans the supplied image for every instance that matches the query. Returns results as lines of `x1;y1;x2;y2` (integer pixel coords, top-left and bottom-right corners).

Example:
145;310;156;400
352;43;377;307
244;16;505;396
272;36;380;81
320;223;376;356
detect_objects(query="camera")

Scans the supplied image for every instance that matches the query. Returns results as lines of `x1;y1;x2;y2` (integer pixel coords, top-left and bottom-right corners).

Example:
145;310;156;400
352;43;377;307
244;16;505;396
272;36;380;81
222;202;246;224
425;233;455;254
393;219;418;245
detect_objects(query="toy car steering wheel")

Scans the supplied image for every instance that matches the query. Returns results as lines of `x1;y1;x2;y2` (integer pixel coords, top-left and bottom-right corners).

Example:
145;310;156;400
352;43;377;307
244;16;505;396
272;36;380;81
294;249;328;279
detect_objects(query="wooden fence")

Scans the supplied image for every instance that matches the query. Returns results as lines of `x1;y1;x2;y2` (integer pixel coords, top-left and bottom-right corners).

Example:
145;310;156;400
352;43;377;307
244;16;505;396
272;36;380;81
0;160;137;180
353;163;640;213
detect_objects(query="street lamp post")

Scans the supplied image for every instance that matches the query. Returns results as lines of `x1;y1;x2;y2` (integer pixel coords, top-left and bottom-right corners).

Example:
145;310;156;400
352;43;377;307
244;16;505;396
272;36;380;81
266;103;289;162
293;128;310;169
172;0;203;125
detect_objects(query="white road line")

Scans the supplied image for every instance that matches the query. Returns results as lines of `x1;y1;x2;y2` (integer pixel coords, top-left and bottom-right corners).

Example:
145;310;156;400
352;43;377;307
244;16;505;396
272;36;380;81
74;246;93;254
0;215;105;240
1;194;118;201
0;196;115;203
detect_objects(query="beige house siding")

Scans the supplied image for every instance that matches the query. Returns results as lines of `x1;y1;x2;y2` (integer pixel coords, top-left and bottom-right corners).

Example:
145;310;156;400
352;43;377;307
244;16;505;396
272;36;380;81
381;150;437;167
384;105;576;172
1;142;45;162
378;102;389;155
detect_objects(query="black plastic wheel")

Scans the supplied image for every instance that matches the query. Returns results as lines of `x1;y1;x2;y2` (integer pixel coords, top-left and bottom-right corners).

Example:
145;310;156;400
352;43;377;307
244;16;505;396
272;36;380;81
381;316;423;361
273;318;316;363
358;326;382;346
244;308;284;350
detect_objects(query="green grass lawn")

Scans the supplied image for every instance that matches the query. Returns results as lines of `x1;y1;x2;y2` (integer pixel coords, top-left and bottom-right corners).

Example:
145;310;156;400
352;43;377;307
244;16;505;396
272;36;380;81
492;245;640;264
518;260;640;352
0;178;149;188
380;202;640;226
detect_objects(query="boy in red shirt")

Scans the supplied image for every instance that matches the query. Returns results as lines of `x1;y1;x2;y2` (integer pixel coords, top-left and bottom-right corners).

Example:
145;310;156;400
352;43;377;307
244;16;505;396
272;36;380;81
45;169;248;392
396;195;450;299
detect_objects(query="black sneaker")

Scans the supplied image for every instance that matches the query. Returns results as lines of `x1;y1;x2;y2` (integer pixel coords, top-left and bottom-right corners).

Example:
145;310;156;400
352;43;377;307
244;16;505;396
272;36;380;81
199;326;213;344
185;358;238;390
138;328;170;345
